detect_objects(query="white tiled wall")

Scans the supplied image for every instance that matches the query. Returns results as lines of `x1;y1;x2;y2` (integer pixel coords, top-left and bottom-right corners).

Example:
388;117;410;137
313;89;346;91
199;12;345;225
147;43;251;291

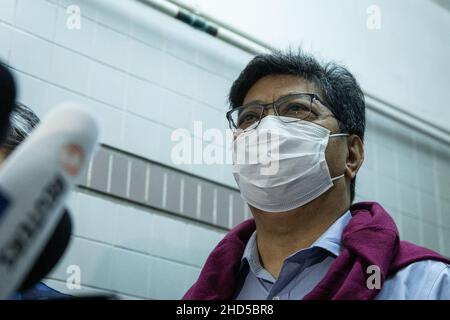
356;110;450;257
0;0;449;299
1;0;247;187
51;190;225;299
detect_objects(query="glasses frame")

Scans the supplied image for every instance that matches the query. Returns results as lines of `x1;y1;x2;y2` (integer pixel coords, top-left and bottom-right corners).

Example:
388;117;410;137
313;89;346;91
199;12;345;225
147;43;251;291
226;93;332;131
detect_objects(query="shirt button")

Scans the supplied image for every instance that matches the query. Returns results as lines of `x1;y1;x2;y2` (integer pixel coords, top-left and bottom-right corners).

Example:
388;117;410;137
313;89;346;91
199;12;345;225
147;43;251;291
272;296;280;300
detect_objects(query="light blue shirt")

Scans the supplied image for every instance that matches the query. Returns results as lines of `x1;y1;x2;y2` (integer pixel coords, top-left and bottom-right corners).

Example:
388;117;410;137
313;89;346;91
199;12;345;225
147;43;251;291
235;211;450;300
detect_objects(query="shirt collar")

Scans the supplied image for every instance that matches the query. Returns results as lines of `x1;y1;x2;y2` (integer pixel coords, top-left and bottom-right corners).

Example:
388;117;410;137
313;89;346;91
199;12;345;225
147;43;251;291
240;210;352;272
311;210;352;257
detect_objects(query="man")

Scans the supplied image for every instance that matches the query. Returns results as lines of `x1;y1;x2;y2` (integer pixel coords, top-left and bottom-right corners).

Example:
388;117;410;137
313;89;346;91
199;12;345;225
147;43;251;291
184;50;450;300
1;103;70;300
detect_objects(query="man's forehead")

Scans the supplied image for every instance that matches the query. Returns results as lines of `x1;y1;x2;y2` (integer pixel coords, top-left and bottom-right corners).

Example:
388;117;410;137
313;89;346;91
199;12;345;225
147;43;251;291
243;74;320;105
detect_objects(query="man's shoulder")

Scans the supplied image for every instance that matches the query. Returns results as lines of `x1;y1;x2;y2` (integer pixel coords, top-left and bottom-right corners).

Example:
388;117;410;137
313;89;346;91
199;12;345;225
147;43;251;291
379;259;450;299
397;259;450;275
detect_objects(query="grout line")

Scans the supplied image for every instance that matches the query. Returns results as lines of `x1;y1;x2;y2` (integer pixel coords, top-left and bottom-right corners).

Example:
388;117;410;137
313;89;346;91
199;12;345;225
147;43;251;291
126;159;132;198
162;171;168;209
86;155;94;188
106;152;113;193
228;194;233;228
196;183;202;220
179;177;185;213
144;164;150;203
213;188;218;225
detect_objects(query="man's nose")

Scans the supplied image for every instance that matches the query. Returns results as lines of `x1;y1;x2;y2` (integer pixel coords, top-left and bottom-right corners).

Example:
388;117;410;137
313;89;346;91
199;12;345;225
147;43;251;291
261;105;276;118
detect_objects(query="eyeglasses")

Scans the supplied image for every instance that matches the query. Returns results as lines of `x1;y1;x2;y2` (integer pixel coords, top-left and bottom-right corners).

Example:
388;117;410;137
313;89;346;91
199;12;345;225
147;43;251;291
226;93;333;132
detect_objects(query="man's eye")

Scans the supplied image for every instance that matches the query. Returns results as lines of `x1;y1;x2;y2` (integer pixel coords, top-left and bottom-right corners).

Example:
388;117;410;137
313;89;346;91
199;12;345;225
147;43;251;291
287;104;307;112
281;103;310;115
238;113;258;125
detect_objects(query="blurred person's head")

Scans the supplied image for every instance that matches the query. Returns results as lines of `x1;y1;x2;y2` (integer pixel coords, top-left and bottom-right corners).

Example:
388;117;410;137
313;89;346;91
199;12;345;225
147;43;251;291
228;49;365;216
0;102;39;162
0;63;17;144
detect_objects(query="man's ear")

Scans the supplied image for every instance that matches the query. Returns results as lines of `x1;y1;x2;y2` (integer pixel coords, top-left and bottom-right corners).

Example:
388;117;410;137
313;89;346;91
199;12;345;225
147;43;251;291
345;134;364;179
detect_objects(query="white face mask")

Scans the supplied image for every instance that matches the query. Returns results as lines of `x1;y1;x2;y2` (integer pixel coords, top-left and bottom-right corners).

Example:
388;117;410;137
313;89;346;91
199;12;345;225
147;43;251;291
232;115;348;212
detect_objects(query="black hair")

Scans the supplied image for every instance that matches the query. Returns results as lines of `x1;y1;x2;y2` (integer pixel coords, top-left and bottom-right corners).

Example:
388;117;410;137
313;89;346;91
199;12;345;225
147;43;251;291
228;49;366;203
2;102;40;154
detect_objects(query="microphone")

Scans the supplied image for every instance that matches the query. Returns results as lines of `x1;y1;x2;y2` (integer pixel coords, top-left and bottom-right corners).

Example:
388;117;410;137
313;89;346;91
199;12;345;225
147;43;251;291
0;102;99;299
0;61;74;296
0;63;16;143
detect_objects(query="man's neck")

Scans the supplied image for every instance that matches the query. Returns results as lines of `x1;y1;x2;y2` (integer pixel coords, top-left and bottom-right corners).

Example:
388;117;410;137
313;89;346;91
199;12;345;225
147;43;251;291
252;194;350;279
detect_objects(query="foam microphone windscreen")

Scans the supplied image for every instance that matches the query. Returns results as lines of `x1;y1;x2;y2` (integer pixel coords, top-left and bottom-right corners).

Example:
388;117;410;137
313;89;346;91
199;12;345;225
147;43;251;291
18;209;72;292
0;63;16;143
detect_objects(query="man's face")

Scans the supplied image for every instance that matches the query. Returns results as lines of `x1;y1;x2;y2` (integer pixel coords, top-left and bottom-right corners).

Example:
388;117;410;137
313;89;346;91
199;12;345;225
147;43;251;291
242;74;349;209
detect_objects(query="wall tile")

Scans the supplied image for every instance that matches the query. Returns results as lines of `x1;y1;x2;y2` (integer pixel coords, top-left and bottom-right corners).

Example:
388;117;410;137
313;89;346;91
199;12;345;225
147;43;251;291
129;0;166;49
400;214;422;246
54;6;96;56
125;76;163;122
0;0;16;24
399;183;420;219
59;0;98;20
442;229;450;257
376;175;399;211
73;193;117;244
162;54;200;100
122;114;161;161
129;159;148;203
128;39;163;83
114;206;153;254
149;257;187;299
94;0;132;35
181;176;198;219
216;187;230;228
183;265;200;293
150;213;188;262
164;170;181;213
110;248;150;298
147;163;164;209
199;182;215;224
50;237;114;290
10;29;54;80
87;61;126;108
232;193;246;226
16;0;57;40
441;198;450;230
89;148;110;192
186;224;220;267
50;45;90;94
420;192;439;225
0;23;12;62
422;221;441;253
13;71;47;117
109;152;129;197
91;23;130;70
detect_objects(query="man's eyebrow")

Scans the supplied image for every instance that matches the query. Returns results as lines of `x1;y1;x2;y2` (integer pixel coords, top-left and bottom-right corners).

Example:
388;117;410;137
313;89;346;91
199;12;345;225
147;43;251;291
242;92;299;107
241;99;268;107
242;92;325;108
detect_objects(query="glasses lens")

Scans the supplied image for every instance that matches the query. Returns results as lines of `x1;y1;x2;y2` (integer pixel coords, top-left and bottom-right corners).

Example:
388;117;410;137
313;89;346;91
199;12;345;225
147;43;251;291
277;95;313;122
230;105;263;131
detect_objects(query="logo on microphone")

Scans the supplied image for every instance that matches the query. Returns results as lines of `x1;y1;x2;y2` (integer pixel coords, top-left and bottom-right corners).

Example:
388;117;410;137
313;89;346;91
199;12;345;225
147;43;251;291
60;144;84;177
